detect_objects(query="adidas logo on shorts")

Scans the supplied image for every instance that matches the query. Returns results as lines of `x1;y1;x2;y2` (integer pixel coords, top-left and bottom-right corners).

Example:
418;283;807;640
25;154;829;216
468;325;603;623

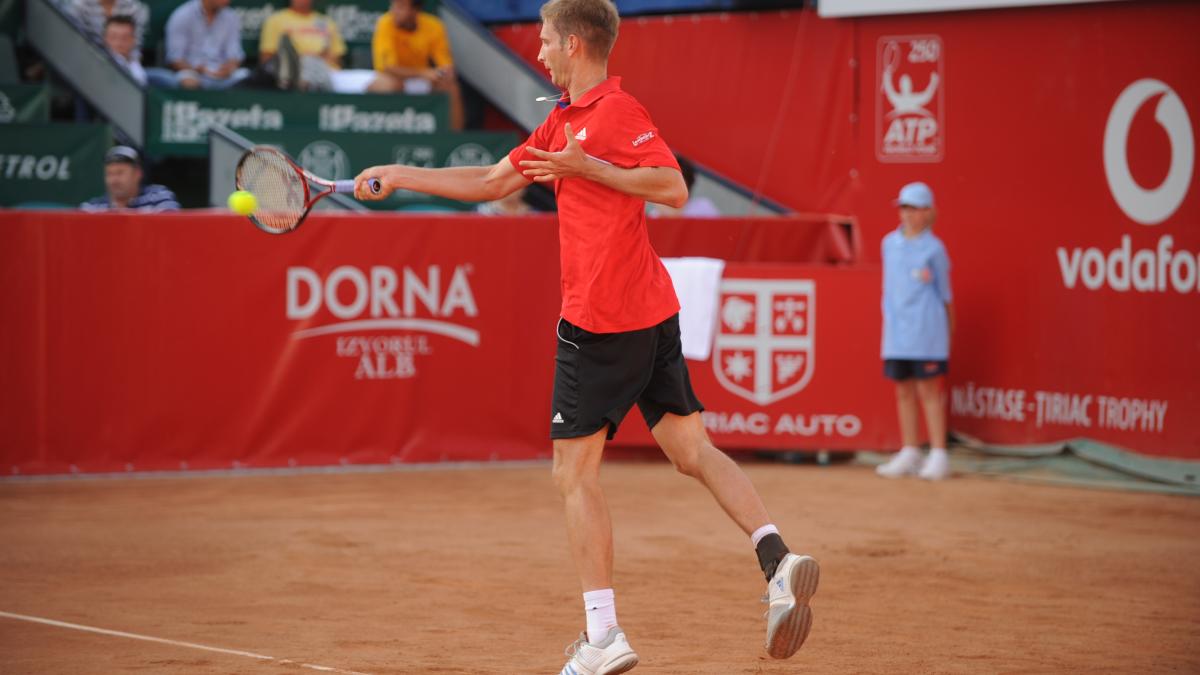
552;412;565;424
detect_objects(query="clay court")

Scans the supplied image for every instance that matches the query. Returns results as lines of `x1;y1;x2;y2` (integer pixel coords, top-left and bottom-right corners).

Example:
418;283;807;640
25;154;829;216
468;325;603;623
2;460;1198;674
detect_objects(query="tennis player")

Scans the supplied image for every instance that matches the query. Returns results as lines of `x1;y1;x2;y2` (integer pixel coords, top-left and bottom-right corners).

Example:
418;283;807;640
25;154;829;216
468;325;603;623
354;1;818;671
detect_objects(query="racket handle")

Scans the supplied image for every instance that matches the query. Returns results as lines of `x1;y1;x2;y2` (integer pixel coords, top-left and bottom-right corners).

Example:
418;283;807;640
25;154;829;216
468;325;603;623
334;178;383;195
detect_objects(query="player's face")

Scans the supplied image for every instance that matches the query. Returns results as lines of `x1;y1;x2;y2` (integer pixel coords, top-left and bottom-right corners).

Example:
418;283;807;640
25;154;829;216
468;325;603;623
538;22;569;89
105;163;141;202
104;23;134;59
290;0;312;12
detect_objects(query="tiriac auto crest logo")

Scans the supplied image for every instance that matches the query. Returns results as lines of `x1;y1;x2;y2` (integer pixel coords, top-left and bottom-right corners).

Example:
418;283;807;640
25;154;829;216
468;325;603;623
713;279;815;405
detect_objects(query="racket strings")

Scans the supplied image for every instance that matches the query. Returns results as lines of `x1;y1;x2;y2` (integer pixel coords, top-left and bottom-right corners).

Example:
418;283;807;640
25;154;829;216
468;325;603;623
236;150;307;232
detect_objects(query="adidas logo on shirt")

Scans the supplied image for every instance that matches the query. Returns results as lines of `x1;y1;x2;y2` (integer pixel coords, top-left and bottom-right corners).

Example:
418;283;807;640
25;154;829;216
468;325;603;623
552;412;565;424
574;127;587;141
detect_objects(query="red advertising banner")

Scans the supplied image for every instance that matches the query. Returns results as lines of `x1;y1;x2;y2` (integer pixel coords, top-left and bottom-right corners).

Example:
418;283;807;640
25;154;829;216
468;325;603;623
852;2;1200;458
612;264;898;451
0;211;867;475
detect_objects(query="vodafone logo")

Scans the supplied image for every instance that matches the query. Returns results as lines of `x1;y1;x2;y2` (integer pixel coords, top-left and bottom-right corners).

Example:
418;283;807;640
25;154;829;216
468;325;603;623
1057;79;1198;294
1103;79;1194;225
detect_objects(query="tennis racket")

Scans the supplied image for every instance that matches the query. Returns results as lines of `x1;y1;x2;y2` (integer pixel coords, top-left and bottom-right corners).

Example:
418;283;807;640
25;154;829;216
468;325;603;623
235;146;381;234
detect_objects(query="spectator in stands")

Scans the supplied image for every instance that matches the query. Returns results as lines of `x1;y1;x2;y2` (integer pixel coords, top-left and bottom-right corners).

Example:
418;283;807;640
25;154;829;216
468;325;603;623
148;0;249;89
875;182;954;481
81;146;181;212
649;153;720;217
369;0;464;130
258;0;376;93
71;0;149;58
104;15;146;85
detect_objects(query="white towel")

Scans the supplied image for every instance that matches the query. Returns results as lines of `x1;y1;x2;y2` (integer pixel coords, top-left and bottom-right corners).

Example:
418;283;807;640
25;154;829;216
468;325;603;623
662;257;726;361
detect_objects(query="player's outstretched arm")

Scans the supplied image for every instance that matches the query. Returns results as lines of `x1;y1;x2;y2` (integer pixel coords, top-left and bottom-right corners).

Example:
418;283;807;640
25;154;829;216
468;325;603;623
353;157;527;203
520;122;688;208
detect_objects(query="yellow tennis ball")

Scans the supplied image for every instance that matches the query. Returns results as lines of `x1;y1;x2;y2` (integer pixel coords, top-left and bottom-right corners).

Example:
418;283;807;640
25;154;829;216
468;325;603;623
227;190;257;215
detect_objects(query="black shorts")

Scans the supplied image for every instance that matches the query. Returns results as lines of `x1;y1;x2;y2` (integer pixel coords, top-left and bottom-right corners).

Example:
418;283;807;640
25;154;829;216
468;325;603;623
884;359;948;381
551;314;704;440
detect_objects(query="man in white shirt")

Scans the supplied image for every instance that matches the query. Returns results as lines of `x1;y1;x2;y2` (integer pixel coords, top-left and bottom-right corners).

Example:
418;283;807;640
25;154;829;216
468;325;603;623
103;15;146;85
148;0;249;89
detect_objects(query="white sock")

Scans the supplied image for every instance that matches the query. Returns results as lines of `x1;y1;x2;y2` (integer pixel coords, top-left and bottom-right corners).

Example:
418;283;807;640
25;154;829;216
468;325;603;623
750;523;780;548
583;589;617;644
900;445;920;455
929;447;947;457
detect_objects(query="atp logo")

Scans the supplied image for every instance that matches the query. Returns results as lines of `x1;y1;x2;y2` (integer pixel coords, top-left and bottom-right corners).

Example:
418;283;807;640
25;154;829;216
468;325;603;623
877;35;944;163
1103;79;1194;226
713;279;815;406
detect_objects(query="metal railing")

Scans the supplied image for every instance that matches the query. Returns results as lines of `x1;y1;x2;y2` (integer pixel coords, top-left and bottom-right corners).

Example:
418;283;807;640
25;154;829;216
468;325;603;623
25;0;145;145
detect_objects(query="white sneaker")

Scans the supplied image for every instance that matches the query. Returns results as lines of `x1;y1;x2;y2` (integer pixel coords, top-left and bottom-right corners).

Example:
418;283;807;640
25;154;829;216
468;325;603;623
558;626;638;675
876;447;924;478
918;449;950;480
764;553;820;659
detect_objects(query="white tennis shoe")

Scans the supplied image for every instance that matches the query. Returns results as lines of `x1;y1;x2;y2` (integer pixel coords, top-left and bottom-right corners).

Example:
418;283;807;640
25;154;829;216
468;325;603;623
764;553;820;659
876;446;924;478
918;448;951;480
558;626;638;675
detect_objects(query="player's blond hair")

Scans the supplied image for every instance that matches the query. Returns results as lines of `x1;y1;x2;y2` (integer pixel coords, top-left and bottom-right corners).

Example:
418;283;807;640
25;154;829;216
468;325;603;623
540;0;619;60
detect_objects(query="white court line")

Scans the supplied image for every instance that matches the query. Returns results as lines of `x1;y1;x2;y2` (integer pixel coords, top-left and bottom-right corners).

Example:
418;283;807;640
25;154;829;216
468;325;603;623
0;610;373;675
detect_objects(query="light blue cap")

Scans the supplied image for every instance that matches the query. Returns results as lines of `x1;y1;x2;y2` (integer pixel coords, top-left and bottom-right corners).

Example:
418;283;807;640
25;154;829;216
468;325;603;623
894;181;934;208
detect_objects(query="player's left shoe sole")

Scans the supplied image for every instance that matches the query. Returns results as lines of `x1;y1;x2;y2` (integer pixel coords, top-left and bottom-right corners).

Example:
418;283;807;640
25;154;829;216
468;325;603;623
766;555;820;659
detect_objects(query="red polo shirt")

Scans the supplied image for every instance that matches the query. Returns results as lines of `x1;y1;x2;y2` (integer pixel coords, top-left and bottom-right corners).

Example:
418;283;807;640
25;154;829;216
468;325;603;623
508;76;681;333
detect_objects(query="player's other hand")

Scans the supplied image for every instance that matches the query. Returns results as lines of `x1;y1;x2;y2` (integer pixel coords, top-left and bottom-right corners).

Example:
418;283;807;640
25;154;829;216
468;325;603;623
519;122;591;183
354;167;393;200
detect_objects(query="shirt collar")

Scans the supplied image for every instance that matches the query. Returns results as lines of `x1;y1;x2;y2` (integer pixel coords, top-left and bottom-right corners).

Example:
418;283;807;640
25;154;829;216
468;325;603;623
556;76;622;110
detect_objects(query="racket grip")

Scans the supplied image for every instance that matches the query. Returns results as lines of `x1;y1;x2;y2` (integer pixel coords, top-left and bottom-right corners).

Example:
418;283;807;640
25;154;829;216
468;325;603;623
334;178;383;195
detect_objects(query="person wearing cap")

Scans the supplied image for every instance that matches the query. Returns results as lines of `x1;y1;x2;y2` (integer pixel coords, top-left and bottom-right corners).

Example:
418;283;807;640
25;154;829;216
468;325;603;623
876;181;955;481
81;147;181;212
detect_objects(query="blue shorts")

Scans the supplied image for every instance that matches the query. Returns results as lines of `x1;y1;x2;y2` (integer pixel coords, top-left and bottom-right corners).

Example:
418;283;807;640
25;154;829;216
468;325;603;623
883;359;948;381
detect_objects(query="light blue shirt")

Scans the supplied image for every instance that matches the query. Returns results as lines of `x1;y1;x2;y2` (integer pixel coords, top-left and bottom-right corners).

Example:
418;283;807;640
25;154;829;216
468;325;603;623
165;0;244;72
881;226;952;359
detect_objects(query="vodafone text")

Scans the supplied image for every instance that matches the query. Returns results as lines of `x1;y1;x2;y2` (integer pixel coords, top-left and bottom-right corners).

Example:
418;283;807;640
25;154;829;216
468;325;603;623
951;382;1168;433
703;411;863;438
1057;235;1199;294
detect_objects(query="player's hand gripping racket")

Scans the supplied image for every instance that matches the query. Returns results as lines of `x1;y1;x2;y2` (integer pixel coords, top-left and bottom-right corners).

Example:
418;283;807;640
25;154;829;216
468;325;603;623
235;145;381;234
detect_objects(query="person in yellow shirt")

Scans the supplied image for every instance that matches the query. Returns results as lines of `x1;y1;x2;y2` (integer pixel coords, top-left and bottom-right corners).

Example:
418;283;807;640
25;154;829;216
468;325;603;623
368;0;463;129
259;0;380;92
259;0;345;68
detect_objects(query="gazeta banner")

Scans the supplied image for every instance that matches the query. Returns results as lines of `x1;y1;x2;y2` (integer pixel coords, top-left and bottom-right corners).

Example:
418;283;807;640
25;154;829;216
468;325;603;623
146;89;450;157
0;123;109;207
240;128;519;211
